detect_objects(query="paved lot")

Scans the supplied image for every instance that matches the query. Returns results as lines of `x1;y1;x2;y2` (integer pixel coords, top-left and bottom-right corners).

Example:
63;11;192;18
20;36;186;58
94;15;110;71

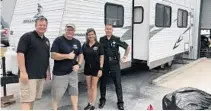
154;58;211;94
1;61;187;110
3;57;210;110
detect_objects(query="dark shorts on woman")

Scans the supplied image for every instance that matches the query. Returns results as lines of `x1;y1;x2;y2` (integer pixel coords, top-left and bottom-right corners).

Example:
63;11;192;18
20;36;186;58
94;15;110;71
84;66;99;77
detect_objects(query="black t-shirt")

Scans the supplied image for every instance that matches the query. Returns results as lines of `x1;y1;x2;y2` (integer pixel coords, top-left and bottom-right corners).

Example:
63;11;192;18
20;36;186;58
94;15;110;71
82;42;104;70
17;30;50;79
100;35;128;61
51;36;82;76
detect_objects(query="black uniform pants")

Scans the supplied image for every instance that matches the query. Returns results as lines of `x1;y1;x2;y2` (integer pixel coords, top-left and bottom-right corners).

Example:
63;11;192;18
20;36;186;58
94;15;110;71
99;61;124;104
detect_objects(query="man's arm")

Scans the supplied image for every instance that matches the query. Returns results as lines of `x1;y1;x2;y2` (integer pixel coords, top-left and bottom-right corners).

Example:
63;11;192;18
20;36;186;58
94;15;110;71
16;33;30;80
46;64;51;80
77;54;84;66
123;46;130;58
17;53;29;83
51;51;75;60
51;37;75;61
99;44;104;68
17;53;27;74
72;53;83;72
117;38;130;58
47;64;50;73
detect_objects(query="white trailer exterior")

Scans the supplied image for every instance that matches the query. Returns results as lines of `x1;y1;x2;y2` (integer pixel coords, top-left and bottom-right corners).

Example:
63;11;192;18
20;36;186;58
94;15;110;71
133;0;200;69
9;0;200;74
9;0;132;77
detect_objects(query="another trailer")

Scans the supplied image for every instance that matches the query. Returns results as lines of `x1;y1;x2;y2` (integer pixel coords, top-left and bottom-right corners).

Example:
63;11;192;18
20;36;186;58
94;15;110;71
9;0;200;73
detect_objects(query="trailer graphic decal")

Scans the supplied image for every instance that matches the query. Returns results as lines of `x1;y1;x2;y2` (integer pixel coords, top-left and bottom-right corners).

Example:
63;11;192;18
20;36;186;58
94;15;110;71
149;19;178;39
121;26;132;40
149;28;165;39
173;26;191;49
23;3;43;23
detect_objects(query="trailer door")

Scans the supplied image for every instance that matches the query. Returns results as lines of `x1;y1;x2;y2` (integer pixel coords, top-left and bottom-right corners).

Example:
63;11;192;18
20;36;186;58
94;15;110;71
133;0;149;61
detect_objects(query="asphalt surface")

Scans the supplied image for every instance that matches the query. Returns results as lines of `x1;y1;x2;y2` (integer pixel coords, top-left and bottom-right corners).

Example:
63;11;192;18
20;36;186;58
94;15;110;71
1;61;188;110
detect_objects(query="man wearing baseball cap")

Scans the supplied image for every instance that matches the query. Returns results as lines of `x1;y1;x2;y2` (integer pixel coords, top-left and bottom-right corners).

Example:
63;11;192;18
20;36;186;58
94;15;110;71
51;23;83;110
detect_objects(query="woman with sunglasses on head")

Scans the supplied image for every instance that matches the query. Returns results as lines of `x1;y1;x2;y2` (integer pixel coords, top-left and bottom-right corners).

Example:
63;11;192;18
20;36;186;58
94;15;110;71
82;28;104;110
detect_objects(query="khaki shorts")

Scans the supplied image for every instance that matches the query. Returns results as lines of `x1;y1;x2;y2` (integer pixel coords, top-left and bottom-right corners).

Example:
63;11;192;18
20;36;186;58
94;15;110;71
20;79;45;102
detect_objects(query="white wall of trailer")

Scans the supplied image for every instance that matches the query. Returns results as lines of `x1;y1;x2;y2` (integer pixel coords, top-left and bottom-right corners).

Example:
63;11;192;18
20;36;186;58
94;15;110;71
10;0;66;46
9;0;133;79
9;0;66;76
148;0;193;68
59;0;133;70
58;0;133;77
9;0;201;74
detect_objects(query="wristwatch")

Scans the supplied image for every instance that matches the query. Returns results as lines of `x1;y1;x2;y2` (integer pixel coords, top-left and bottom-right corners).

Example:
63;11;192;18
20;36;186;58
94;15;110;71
78;64;82;68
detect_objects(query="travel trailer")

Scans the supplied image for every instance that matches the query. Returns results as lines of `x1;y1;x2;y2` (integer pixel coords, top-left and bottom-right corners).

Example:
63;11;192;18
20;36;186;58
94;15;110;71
9;0;201;74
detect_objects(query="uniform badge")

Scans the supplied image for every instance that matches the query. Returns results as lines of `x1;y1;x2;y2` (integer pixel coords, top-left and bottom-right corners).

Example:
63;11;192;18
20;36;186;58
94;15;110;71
73;44;78;49
93;46;98;51
112;41;116;47
46;41;50;46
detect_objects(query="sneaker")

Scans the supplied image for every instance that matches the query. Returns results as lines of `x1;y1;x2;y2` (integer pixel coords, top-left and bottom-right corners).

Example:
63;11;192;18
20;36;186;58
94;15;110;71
90;106;95;110
84;103;92;110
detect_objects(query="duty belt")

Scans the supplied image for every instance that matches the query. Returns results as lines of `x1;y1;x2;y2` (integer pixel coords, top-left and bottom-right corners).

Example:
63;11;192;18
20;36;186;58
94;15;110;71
108;56;117;61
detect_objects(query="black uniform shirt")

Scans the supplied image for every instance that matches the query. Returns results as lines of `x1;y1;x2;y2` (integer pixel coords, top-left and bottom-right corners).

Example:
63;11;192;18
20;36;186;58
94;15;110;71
17;30;50;79
82;42;104;69
51;36;82;76
100;35;128;61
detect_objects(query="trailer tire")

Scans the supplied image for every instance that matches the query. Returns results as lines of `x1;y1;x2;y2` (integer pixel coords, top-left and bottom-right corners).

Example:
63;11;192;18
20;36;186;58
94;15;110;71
160;64;165;69
166;61;173;68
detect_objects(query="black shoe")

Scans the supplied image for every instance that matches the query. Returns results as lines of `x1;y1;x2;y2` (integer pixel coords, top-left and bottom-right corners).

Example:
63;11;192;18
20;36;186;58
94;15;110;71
90;106;95;110
98;99;106;109
84;103;92;110
117;104;124;110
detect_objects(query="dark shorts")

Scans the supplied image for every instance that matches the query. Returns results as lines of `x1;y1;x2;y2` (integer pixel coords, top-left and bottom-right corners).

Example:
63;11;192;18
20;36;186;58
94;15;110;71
84;67;99;77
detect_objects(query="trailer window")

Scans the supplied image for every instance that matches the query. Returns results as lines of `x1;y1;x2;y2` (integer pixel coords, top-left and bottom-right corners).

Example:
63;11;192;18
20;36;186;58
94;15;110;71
105;3;124;27
134;6;144;24
155;4;172;27
178;9;188;28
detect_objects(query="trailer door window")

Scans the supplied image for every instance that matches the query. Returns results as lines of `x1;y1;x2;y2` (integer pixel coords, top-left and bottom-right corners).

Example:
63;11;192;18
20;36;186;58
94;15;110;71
178;9;188;28
155;4;172;27
105;3;124;27
134;6;144;24
164;6;171;27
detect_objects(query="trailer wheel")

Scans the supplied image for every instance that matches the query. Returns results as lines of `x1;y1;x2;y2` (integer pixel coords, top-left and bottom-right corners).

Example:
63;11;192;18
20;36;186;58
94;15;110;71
160;64;165;69
166;61;173;68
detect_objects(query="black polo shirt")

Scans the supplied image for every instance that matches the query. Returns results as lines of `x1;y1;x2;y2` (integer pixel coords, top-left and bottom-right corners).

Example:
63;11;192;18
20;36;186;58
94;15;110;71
17;30;50;79
82;42;104;70
51;36;82;76
100;35;128;61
